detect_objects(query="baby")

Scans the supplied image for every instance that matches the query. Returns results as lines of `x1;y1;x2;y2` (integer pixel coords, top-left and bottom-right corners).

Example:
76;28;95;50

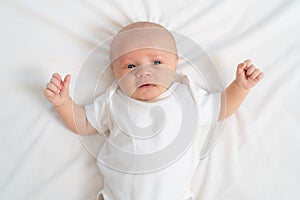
45;22;264;200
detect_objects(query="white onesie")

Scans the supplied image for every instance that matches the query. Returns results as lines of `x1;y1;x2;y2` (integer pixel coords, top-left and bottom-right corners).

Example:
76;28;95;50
85;74;221;200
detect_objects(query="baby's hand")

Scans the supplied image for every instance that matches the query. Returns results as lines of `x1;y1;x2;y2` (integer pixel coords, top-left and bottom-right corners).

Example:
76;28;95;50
235;59;264;90
44;73;71;107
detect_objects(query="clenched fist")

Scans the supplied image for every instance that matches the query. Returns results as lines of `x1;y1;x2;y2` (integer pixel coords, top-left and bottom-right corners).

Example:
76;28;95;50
44;73;71;106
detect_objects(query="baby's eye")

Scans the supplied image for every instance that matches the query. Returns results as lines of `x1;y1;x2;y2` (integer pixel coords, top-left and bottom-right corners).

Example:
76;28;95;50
153;60;161;65
127;64;136;69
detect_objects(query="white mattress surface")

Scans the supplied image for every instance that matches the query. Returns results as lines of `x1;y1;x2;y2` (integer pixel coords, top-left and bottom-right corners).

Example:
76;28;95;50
1;0;299;199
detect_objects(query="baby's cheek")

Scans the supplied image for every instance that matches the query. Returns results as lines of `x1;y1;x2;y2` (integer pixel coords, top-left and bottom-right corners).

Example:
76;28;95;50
115;69;129;79
118;75;137;97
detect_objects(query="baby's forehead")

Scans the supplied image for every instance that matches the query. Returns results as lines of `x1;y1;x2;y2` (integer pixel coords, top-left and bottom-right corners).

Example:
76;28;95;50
117;48;171;61
110;26;177;62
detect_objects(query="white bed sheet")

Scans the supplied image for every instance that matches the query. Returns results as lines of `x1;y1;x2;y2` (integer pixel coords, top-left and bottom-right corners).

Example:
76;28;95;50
1;0;300;199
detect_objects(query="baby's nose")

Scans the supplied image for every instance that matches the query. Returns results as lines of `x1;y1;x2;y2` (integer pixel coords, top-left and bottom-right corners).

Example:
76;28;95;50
135;65;152;77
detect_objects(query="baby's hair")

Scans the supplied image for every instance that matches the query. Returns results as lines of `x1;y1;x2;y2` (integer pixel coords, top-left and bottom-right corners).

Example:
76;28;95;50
119;21;167;32
110;21;177;62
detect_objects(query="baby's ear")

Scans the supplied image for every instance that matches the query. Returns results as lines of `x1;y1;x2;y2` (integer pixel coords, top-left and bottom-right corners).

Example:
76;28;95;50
110;62;116;71
110;64;115;74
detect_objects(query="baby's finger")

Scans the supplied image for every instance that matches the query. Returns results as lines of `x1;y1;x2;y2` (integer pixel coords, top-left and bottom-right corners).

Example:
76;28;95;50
237;63;246;74
52;73;62;82
62;74;71;89
50;77;62;89
44;88;55;98
248;68;261;80
245;65;256;76
255;72;264;82
46;82;60;94
243;59;252;67
60;74;71;97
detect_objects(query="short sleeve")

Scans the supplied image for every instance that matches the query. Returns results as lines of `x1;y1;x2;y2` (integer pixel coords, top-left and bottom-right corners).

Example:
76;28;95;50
84;93;109;134
195;87;221;126
172;74;221;127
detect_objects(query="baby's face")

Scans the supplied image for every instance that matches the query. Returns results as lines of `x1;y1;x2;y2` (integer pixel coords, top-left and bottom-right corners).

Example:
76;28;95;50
111;49;178;101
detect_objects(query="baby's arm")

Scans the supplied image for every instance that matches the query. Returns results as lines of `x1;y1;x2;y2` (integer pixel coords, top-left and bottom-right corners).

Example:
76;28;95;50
44;73;97;135
218;60;264;120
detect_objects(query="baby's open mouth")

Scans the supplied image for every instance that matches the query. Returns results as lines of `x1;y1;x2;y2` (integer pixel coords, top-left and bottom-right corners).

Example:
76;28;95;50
139;83;156;88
